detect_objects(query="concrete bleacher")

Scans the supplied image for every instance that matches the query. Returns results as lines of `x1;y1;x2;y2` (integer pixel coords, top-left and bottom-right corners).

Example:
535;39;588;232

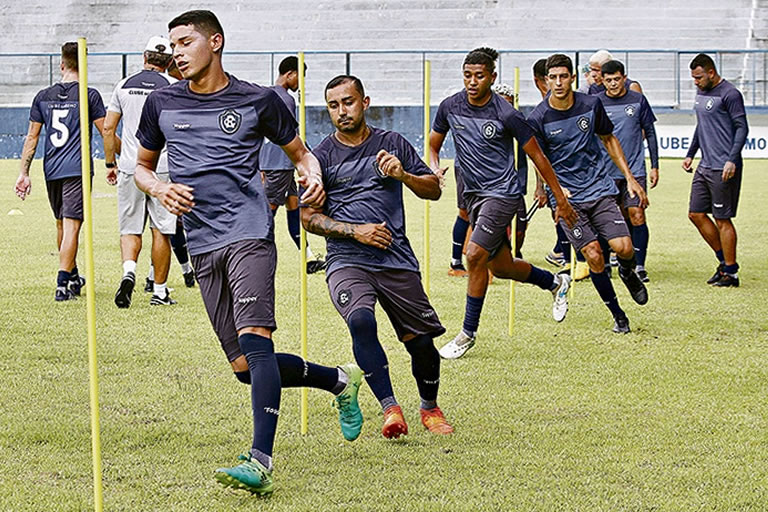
0;0;756;107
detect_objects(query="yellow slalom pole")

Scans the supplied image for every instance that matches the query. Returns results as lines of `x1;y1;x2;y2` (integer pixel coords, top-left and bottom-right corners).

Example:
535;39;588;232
77;38;103;512
423;59;431;297
298;51;309;436
508;66;520;336
570;245;576;301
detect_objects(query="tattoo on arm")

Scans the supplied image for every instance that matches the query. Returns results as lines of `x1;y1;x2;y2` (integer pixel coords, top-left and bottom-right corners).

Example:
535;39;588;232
305;212;356;239
21;151;34;175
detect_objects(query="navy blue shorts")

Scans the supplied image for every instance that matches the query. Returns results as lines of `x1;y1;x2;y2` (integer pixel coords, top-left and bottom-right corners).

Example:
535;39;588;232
615;175;647;210
466;195;523;259
559;195;630;252
263;169;297;207
46;177;84;220
689;165;741;219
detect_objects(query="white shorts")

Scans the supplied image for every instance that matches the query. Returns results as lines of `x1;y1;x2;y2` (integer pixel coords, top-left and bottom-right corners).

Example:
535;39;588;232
117;171;176;236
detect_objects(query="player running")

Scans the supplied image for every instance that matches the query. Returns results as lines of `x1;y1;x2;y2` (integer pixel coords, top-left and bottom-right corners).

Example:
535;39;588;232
14;42;108;301
303;75;453;439
133;10;363;496
430;47;577;360
527;54;649;334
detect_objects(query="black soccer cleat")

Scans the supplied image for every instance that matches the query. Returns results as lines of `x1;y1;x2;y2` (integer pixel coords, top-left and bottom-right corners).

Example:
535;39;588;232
637;269;649;283
144;277;154;293
150;289;177;306
706;264;725;285
68;275;86;296
183;270;196;288
618;267;648;305
114;272;135;309
55;286;76;302
712;273;739;288
612;314;631;334
306;258;327;275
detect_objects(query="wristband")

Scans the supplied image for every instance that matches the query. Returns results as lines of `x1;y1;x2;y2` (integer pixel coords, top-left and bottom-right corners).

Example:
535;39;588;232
106;162;117;169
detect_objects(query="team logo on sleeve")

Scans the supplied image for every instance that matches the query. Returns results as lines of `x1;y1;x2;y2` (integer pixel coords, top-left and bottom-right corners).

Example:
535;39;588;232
624;105;636;117
337;289;352;307
705;98;715;111
577;116;590;132
218;109;242;135
482;121;497;139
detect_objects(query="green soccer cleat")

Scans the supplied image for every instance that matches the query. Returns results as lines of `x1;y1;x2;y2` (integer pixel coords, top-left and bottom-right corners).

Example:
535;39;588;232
215;454;274;496
333;363;364;441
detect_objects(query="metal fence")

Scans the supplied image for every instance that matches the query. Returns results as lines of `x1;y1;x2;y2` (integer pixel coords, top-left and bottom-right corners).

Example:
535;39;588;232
1;49;767;109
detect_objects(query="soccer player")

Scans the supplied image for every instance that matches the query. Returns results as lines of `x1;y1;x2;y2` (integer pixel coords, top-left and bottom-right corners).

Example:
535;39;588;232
587;50;643;95
133;10;363;495
259;56;325;274
598;60;659;282
302;75;453;438
682;53;748;287
14;42;107;301
105;36;180;308
430;48;577;360
527;54;649;334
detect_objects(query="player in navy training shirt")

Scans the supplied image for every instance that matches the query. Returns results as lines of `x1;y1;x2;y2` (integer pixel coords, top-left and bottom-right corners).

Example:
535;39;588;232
587;49;643;95
302;75;453;438
682;54;748;287
133;10;364;496
598;60;659;283
14;42;108;302
527;54;649;334
430;48;577;360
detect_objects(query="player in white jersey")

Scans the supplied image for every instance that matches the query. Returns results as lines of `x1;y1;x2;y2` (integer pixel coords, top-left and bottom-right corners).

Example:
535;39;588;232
104;37;179;308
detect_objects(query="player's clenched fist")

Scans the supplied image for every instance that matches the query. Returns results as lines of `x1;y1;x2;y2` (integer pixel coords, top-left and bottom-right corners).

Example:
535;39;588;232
376;150;404;180
353;221;392;250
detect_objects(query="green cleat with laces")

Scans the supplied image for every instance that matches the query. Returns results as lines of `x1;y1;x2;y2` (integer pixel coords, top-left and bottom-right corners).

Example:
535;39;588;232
214;454;274;496
333;363;364;441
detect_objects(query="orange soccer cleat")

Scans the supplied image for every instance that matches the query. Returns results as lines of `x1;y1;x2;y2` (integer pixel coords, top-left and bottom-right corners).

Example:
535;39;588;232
420;406;454;435
381;405;408;439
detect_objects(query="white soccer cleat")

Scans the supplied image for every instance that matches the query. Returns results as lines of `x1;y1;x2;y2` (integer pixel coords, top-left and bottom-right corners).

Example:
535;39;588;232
551;273;571;323
439;331;476;359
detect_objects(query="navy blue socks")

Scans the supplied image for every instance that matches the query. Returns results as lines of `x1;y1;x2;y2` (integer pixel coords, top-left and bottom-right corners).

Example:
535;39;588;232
348;308;396;411
404;335;440;410
715;249;725;265
287;208;301;250
589;270;625;319
462;294;485;337
524;265;556;291
631;223;649;268
451;216;470;265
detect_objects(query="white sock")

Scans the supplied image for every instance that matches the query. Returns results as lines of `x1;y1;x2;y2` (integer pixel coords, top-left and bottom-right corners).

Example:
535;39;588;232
123;260;137;276
451;258;462;267
153;282;167;297
305;245;314;259
181;261;192;273
148;265;155;280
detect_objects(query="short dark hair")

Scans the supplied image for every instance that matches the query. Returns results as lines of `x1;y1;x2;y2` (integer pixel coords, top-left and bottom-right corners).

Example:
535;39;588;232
463;47;498;73
168;10;225;52
325;75;365;99
690;53;716;72
61;42;78;71
145;51;173;69
545;54;573;75
278;56;307;75
533;59;547;79
601;60;625;76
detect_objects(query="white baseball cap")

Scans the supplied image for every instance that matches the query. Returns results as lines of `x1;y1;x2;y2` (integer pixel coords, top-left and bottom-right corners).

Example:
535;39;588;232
145;36;172;55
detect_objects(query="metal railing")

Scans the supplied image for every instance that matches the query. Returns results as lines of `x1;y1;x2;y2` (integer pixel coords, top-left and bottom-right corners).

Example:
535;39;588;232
1;49;767;109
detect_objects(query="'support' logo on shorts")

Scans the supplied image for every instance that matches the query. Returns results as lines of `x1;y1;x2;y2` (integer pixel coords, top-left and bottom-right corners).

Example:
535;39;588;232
237;295;260;304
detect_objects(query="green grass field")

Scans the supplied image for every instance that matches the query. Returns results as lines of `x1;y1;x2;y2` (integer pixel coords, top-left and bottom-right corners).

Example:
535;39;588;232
1;158;767;511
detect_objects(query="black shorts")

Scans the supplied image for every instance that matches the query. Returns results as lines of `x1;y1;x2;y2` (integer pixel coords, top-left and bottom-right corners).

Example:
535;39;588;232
46;177;84;220
455;166;466;211
559;196;630;252
192;239;277;362
615;175;647;210
689;165;742;219
466;195;523;259
326;266;444;341
263;169;297;207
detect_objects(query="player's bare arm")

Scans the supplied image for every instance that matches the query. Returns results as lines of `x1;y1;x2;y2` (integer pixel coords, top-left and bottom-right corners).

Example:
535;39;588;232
102;111;122;185
15;121;42;200
281;135;325;208
522;137;577;227
301;207;392;250
376;149;441;200
134;144;194;215
599;133;649;207
428;130;450;181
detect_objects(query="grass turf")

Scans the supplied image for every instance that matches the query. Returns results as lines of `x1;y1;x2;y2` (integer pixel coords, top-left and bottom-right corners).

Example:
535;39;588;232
0;158;767;511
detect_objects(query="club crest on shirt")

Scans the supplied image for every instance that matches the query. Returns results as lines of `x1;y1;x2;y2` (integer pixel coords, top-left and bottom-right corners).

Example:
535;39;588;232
624;105;636;117
482;121;497;139
577;116;590;133
705;98;715;111
218;109;242;135
337;289;352;307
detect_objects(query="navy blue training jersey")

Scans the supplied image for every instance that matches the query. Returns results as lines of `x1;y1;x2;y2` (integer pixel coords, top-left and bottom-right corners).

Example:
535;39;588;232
258;85;297;171
598;90;659;178
136;75;298;256
433;91;533;198
29;82;106;181
527;92;618;203
691;79;748;169
312;127;432;275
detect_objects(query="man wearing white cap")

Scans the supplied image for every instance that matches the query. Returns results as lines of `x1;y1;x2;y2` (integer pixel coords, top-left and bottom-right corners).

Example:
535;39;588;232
104;36;179;308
